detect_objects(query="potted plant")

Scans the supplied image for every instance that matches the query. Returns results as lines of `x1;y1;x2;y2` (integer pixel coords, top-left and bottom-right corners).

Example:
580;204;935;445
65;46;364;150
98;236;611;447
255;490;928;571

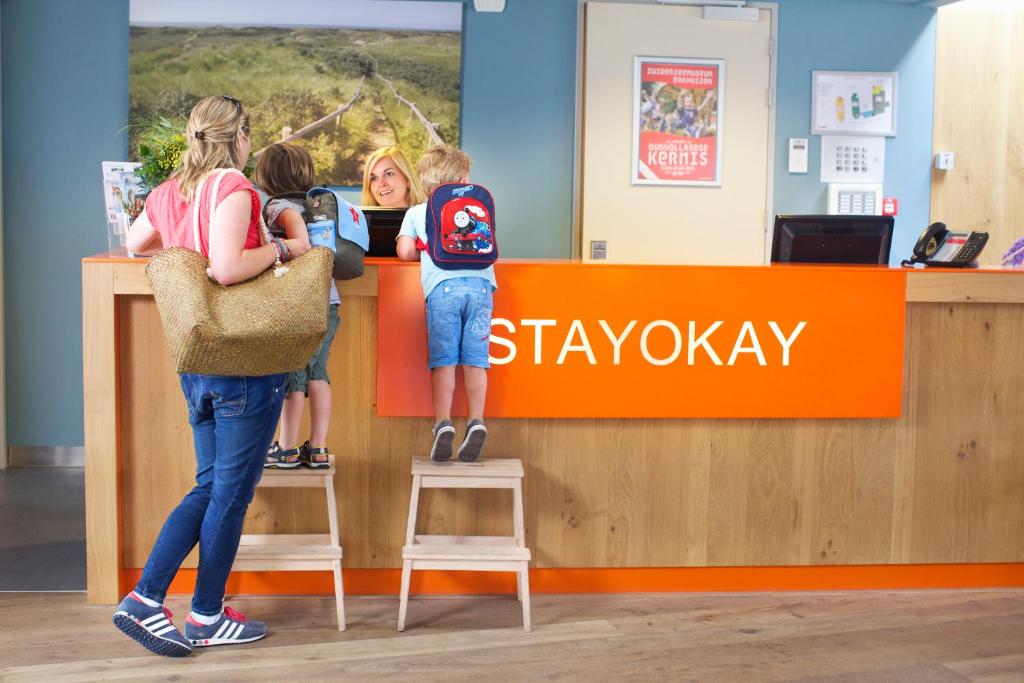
135;116;188;194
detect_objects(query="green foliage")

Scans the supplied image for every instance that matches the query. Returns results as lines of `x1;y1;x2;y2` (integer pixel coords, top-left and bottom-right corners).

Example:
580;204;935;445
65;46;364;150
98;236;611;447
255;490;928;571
372;53;459;101
135;117;187;190
294;44;379;78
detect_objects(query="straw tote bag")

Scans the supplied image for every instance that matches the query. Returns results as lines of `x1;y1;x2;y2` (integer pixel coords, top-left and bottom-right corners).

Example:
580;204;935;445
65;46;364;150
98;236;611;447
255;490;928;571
146;168;333;376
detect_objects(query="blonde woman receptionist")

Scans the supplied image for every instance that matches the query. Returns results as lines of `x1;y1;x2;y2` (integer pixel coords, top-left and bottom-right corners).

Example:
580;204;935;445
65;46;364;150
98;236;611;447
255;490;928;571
360;145;427;209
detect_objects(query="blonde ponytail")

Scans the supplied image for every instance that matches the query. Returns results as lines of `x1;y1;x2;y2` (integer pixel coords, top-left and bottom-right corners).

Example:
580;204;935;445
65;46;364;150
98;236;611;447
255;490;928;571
174;96;250;202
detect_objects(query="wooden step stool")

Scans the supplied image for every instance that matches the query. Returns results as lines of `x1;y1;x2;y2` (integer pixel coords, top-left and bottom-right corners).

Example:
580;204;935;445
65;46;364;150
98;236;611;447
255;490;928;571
234;461;345;631
398;457;531;632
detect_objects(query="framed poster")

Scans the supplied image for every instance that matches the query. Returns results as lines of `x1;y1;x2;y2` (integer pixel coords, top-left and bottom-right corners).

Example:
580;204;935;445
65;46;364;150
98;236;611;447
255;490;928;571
812;71;898;137
632;56;724;186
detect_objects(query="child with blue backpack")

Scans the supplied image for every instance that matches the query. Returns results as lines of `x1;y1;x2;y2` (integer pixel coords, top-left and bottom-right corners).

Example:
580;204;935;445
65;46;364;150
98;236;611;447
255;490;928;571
255;143;338;469
396;145;497;462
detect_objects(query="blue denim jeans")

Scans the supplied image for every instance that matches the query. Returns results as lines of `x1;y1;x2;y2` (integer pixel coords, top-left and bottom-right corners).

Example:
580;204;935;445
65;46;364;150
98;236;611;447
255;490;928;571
425;277;493;369
134;372;286;615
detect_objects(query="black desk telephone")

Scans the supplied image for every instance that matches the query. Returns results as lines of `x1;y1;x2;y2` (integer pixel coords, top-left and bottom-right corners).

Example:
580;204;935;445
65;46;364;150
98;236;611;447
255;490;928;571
905;222;989;267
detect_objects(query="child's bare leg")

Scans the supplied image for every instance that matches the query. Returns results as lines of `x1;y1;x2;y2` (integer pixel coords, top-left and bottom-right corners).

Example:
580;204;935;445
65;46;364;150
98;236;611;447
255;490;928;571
432;366;456;423
458;366;488;462
429;366;457;461
463;366;487;421
307;379;331;447
279;392;305;449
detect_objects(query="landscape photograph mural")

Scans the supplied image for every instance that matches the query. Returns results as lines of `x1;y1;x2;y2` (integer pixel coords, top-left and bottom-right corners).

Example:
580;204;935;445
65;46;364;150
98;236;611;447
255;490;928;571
129;0;462;186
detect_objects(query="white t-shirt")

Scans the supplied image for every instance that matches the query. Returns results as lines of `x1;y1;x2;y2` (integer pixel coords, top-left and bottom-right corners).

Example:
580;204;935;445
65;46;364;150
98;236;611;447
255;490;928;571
398;202;497;298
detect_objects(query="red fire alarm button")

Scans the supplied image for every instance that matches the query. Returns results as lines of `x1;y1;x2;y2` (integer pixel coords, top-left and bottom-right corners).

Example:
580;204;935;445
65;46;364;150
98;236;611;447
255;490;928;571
882;197;898;216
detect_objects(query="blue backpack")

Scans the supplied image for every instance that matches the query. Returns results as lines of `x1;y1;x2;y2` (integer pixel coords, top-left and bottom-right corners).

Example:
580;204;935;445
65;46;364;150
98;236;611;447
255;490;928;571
425;183;498;270
305;188;370;280
264;188;370;280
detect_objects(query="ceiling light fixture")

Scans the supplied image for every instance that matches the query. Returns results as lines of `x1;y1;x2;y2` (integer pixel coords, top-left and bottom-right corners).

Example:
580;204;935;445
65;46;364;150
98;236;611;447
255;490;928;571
657;0;747;7
473;0;507;12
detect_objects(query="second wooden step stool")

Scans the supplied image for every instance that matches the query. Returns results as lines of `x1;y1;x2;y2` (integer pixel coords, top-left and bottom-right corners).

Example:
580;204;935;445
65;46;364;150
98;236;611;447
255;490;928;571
398;457;531;632
234;460;345;631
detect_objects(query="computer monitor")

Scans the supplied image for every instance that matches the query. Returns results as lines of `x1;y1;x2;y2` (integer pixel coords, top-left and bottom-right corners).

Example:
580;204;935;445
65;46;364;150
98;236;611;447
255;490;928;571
361;207;408;257
771;214;894;265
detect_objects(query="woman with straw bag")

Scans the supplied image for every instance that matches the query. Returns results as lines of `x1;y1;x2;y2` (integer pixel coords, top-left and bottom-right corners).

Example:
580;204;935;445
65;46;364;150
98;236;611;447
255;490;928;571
115;96;315;657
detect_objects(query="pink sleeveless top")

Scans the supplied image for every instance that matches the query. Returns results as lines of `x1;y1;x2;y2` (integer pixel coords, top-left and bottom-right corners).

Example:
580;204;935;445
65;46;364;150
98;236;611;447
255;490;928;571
144;171;262;256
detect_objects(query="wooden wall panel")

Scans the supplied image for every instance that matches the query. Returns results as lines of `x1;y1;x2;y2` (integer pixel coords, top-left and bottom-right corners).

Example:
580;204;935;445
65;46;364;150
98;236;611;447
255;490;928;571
119;295;1024;569
907;303;1024;562
931;9;1024;265
83;264;119;603
802;421;901;566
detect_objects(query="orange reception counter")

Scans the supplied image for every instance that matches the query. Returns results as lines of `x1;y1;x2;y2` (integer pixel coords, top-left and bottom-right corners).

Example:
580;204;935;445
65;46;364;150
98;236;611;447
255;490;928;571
82;254;1024;604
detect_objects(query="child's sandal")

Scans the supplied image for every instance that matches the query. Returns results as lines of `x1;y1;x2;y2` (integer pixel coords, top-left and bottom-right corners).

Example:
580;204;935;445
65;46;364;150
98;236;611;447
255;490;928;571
299;441;331;469
264;442;301;469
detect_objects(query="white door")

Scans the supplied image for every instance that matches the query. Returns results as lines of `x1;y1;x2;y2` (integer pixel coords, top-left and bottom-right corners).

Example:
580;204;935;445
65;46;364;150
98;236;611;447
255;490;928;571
581;2;775;264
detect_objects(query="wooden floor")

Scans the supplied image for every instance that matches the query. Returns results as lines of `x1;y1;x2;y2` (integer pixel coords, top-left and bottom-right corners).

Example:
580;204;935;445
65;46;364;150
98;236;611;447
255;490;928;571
2;590;1023;681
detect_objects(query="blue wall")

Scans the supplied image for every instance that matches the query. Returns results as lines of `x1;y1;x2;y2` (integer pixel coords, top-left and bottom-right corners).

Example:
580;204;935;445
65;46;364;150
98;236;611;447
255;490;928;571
2;0;129;447
461;0;577;259
773;0;937;265
1;0;936;447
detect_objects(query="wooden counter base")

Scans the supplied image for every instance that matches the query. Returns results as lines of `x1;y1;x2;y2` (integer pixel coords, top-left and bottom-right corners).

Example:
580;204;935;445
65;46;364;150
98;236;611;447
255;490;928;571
83;258;1024;603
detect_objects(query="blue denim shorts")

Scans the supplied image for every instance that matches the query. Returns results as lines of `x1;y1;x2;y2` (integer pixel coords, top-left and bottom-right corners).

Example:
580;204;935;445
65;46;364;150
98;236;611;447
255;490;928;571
425;277;493;369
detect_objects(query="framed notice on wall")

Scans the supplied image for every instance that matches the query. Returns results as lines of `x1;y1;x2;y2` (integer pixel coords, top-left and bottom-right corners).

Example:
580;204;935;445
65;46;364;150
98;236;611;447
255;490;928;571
812;71;898;137
632;57;724;186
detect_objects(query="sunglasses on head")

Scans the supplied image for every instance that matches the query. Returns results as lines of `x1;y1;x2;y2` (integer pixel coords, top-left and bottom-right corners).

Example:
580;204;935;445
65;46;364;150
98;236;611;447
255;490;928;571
220;95;250;136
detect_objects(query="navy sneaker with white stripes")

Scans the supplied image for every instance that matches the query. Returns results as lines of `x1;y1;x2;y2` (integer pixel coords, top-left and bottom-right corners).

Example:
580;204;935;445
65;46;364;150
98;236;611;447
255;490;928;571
430;420;456;461
112;592;192;657
457;418;488;462
185;606;267;647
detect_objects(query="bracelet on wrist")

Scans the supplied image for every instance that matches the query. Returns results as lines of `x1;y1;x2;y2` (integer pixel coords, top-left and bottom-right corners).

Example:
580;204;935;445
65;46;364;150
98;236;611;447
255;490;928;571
269;239;284;263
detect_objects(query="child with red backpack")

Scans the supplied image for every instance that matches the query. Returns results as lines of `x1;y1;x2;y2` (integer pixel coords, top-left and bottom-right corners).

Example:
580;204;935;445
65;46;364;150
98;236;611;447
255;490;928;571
396;145;497;462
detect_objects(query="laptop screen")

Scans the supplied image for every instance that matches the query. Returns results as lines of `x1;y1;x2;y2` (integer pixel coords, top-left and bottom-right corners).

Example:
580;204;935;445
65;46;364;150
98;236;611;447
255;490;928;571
360;207;407;258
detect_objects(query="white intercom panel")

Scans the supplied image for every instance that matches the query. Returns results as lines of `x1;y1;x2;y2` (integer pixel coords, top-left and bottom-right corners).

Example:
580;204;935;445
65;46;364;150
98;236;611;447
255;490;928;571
827;183;883;215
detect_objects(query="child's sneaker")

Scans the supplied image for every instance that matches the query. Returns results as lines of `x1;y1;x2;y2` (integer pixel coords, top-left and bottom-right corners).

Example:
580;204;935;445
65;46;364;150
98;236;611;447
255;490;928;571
430;420;456;461
112;592;192;657
457;419;487;462
298;441;331;469
184;606;267;647
265;441;300;469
